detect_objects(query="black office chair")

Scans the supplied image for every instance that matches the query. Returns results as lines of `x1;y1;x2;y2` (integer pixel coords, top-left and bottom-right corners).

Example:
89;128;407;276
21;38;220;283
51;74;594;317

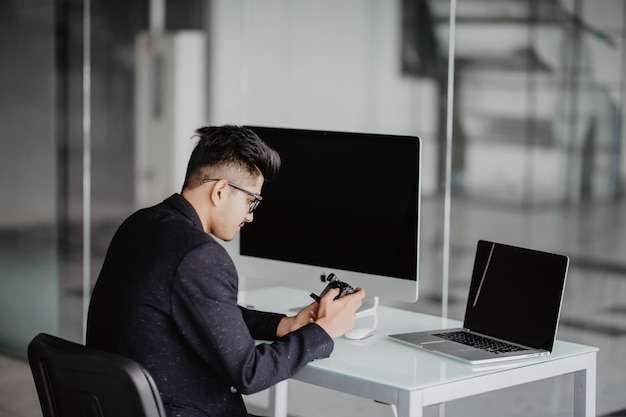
28;333;166;417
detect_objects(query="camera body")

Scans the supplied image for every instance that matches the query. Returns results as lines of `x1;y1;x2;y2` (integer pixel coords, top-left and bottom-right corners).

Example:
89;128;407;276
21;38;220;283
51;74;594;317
311;273;356;302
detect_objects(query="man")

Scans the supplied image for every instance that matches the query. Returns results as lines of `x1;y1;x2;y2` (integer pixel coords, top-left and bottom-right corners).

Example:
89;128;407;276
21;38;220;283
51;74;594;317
86;125;364;417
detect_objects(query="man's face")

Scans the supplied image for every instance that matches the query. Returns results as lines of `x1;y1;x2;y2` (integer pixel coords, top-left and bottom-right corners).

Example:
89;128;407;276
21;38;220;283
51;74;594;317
212;175;264;241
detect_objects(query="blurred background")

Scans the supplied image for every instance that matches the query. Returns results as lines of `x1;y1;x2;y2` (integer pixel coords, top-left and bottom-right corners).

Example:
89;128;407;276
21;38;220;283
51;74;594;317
1;0;625;416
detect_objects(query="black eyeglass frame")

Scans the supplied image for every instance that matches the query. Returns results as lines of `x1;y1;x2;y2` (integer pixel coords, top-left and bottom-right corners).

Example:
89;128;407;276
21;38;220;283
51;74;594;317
202;178;263;213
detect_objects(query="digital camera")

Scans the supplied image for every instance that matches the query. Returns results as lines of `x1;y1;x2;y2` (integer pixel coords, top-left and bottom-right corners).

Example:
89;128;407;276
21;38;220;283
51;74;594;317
310;273;356;302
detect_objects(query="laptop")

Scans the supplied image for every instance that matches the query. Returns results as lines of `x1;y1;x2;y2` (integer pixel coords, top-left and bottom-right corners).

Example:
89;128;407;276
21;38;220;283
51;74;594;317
390;240;569;364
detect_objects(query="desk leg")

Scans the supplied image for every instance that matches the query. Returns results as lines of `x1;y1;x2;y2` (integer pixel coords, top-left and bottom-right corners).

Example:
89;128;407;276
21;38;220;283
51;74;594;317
574;354;597;417
397;390;423;417
269;380;288;417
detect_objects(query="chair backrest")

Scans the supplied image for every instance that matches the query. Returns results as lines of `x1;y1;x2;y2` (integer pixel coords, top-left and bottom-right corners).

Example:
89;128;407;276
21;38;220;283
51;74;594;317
28;333;166;417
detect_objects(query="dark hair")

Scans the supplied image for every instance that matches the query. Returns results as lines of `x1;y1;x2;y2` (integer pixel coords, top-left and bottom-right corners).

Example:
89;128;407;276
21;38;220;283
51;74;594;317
182;125;281;190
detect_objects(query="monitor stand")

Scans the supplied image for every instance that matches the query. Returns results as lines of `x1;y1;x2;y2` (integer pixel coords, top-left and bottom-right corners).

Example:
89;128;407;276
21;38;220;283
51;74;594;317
356;295;379;318
347;296;379;338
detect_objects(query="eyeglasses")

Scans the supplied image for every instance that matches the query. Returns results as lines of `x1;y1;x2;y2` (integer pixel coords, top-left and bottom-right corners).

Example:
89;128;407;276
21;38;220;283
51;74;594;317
202;178;263;213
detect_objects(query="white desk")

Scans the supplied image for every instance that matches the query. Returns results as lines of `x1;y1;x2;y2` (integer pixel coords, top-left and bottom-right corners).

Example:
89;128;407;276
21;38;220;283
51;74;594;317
242;287;598;417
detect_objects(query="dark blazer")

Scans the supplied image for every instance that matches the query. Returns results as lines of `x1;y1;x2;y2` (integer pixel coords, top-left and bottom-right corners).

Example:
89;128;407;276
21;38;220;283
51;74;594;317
87;194;333;417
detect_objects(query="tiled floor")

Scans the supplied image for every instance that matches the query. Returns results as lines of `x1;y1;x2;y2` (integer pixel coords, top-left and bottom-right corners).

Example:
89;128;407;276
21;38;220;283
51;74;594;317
0;355;40;417
2;195;626;417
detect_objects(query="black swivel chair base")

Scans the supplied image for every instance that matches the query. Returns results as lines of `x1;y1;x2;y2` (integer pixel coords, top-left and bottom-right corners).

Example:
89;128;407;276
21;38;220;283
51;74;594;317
28;333;166;417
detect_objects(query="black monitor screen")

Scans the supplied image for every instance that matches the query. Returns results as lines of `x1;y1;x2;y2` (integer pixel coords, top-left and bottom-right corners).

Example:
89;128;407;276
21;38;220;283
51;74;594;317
241;126;421;281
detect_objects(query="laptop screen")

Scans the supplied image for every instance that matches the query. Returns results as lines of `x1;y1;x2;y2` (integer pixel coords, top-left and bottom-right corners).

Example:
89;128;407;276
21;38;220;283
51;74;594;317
464;240;569;351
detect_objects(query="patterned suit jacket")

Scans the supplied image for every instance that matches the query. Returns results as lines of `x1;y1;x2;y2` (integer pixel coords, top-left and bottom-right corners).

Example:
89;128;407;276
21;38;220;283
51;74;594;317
87;193;333;417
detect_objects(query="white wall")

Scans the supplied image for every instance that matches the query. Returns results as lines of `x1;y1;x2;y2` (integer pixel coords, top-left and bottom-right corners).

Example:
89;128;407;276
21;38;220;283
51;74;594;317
134;31;207;208
208;0;440;195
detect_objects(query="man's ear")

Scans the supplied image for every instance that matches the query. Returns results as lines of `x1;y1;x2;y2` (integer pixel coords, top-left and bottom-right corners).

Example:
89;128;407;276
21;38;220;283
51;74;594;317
210;179;230;207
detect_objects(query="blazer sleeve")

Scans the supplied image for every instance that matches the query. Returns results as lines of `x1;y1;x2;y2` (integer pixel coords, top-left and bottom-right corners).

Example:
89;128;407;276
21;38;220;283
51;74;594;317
171;241;333;395
238;305;284;341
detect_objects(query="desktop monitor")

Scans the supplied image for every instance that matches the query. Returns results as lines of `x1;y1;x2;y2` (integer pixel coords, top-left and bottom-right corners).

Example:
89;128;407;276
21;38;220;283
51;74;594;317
239;126;421;303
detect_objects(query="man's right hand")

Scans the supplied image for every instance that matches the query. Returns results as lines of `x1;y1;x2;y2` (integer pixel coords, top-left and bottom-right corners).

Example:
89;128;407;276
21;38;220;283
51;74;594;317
314;287;365;338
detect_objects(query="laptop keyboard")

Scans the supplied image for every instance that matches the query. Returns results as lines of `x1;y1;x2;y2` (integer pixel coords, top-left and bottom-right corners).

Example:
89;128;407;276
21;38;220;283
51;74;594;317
433;331;526;354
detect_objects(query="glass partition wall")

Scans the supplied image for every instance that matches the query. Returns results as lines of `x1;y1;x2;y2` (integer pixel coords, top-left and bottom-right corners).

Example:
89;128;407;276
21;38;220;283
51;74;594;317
0;1;60;356
1;0;625;416
424;1;626;416
0;0;204;351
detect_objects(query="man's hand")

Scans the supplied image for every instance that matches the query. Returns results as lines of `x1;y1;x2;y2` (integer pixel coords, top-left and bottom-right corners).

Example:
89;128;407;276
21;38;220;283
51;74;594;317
276;302;318;338
314;287;365;338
